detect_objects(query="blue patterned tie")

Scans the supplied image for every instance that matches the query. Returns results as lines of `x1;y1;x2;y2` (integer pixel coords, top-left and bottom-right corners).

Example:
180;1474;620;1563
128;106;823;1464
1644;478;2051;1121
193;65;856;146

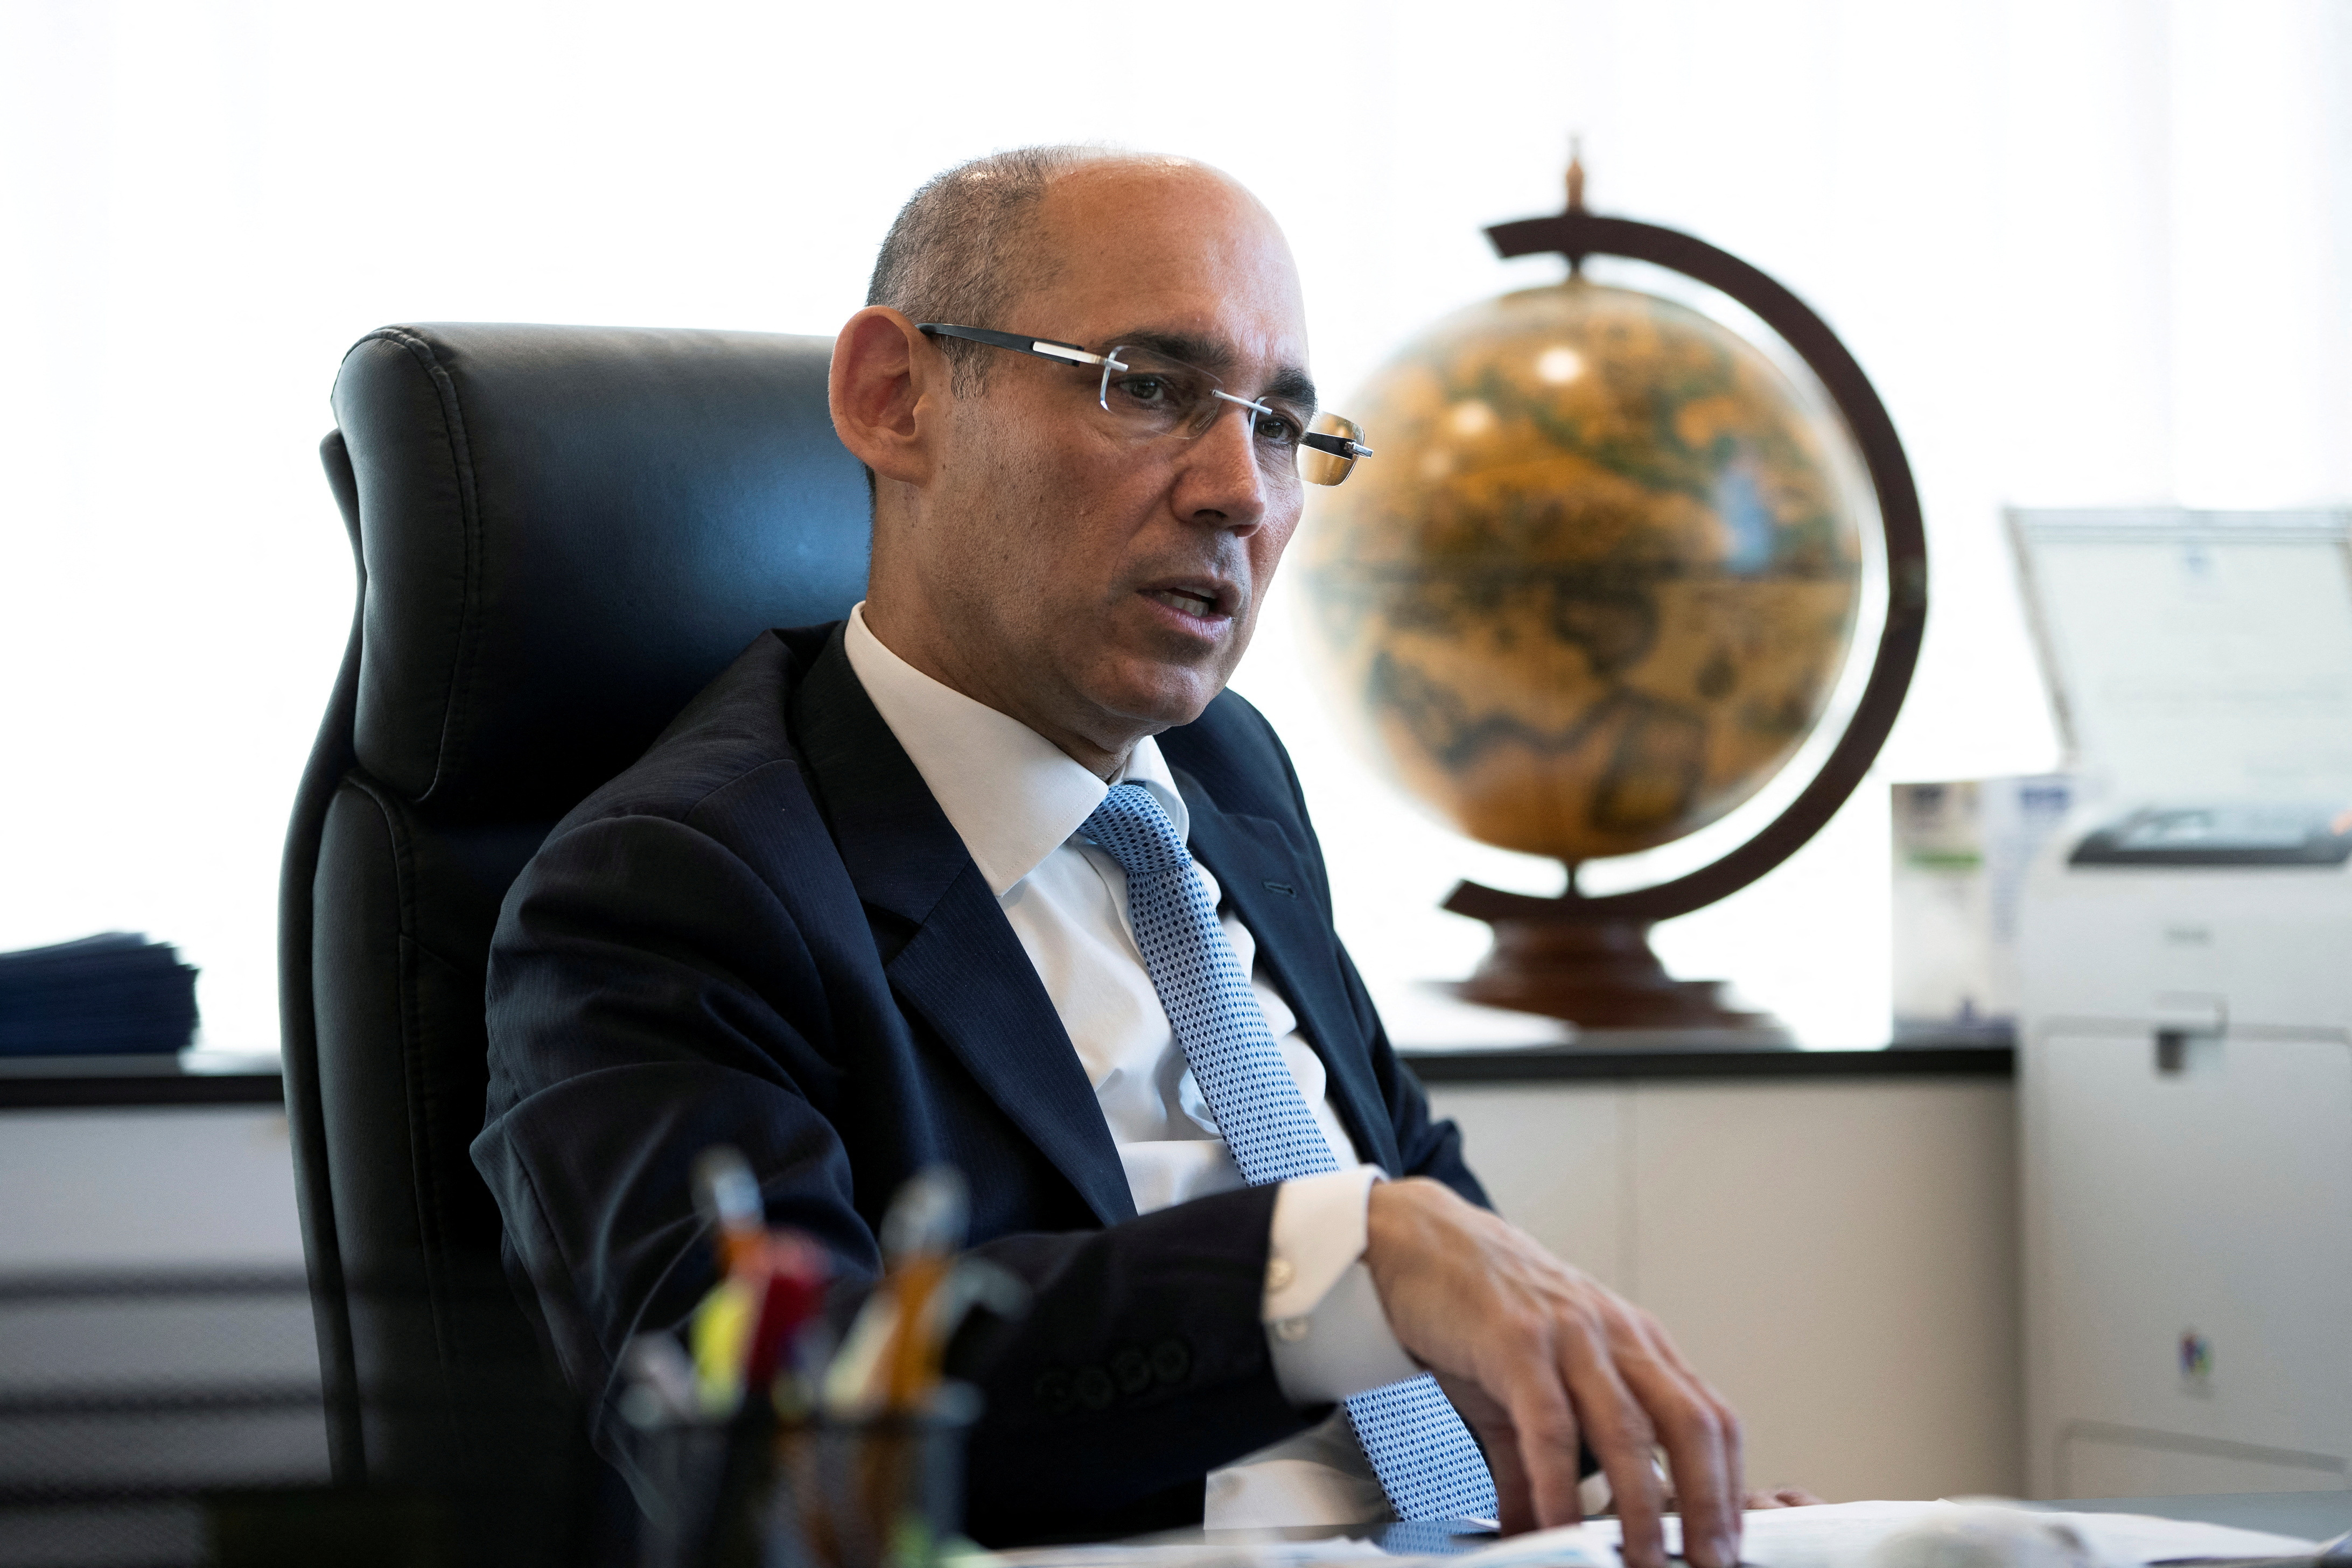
1082;783;1499;1523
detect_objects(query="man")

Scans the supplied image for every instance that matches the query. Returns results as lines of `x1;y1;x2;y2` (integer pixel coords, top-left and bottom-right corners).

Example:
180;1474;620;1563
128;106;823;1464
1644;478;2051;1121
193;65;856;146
473;146;1748;1559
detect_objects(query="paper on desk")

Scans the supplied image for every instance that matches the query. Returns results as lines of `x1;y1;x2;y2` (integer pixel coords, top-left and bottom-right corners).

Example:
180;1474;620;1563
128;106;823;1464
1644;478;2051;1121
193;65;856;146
1471;1501;2320;1568
977;1536;1399;1568
968;1504;2320;1568
2049;1511;2319;1565
1441;1522;1621;1568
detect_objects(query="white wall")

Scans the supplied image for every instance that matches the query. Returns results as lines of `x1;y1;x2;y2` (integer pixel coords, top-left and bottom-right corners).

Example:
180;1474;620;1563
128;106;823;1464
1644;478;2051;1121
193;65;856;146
3;2;2346;1055
1432;1077;2023;1502
0;1108;305;1269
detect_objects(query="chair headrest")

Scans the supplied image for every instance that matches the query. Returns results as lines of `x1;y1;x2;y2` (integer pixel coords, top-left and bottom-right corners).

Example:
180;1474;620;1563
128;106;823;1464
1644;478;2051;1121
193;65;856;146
330;323;871;818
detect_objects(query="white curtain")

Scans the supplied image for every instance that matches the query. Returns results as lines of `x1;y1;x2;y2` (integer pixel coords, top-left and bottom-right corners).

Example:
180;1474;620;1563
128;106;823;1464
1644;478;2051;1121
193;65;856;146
3;0;2345;1053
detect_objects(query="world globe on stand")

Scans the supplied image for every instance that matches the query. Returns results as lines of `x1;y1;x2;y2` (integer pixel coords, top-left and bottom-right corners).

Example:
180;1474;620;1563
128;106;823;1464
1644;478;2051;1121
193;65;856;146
1301;279;1868;879
1298;268;1881;1030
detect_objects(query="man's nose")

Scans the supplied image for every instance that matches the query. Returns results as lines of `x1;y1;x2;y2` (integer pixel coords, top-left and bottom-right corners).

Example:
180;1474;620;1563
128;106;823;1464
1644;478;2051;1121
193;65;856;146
1173;404;1270;531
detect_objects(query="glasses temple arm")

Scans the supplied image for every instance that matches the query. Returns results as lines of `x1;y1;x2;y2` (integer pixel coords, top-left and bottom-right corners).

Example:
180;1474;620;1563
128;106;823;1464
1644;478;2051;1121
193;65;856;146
919;323;1367;459
918;323;1112;368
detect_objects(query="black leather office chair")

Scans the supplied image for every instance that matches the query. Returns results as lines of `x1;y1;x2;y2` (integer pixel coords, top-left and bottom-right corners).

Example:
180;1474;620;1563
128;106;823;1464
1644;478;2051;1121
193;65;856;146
279;324;871;1527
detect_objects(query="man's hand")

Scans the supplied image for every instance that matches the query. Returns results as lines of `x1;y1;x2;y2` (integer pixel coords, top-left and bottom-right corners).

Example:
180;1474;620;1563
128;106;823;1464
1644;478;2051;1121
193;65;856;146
1364;1178;1744;1568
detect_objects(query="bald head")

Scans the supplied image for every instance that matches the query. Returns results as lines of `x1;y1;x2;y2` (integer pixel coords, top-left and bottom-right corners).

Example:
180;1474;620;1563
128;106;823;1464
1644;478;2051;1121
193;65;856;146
865;147;1290;393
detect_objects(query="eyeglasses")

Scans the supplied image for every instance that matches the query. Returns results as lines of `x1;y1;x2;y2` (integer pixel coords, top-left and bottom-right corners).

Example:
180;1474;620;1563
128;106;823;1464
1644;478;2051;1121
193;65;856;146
917;324;1374;486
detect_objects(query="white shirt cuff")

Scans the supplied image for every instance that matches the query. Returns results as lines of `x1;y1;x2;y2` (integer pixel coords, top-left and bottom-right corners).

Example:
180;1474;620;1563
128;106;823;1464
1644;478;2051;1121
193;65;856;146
1262;1166;1421;1405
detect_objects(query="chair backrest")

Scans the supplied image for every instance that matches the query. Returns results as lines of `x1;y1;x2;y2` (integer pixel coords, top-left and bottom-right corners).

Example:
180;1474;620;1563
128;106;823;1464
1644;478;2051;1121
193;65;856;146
280;323;871;1499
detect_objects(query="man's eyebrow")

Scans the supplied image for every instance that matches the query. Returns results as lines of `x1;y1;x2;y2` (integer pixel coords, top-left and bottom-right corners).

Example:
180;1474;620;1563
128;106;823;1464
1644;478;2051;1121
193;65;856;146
1110;330;1318;411
1262;366;1318;412
1113;329;1231;369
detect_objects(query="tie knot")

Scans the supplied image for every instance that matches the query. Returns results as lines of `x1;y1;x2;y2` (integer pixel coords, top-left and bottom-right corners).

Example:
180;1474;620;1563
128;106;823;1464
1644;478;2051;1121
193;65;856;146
1082;784;1192;883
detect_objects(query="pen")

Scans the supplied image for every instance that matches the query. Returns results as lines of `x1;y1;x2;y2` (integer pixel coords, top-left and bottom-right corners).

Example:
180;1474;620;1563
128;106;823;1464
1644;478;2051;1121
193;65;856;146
744;1229;829;1395
820;1166;971;1417
694;1146;767;1274
878;1167;968;1412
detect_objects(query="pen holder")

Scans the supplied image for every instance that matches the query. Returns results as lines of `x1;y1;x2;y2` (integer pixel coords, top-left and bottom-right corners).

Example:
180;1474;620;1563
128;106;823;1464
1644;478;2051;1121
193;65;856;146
633;1387;979;1568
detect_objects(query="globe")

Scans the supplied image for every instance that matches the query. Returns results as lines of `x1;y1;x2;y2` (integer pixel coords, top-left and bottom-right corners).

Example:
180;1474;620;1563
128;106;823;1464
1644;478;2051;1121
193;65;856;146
1300;279;1868;869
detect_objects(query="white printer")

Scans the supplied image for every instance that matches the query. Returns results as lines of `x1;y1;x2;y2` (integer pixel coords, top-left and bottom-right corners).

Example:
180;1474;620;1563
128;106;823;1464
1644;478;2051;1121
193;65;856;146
2013;508;2352;1499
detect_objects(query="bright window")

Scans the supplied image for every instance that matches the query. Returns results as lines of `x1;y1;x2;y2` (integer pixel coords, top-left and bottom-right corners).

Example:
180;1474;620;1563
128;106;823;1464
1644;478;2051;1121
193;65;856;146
3;1;2345;1053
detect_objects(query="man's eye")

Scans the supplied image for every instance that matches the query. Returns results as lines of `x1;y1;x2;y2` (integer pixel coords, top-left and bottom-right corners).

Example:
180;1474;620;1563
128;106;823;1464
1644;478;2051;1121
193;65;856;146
1254;412;1304;448
1113;374;1175;406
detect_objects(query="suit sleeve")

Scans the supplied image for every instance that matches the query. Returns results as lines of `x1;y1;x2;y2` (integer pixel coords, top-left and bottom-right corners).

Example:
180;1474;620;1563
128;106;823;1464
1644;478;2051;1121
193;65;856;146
473;809;1308;1544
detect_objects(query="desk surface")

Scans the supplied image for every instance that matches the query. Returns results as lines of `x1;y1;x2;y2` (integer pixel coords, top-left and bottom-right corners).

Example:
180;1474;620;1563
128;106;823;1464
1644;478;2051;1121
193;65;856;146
0;1033;2018;1110
1403;1040;2014;1084
0;1053;285;1110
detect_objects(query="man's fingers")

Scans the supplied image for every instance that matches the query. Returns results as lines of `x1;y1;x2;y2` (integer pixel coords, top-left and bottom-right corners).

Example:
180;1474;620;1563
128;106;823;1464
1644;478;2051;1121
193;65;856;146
1643;1375;1738;1567
1485;1433;1540;1537
1646;1345;1759;1560
1613;1318;1743;1567
1488;1365;1588;1535
1550;1316;1668;1568
1611;1346;1739;1566
1447;1384;1539;1536
1715;1392;1749;1537
1643;1318;1748;1498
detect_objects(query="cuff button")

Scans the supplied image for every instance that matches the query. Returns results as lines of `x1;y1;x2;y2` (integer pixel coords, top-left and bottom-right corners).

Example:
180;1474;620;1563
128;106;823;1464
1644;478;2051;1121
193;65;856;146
1111;1347;1152;1396
1273;1316;1311;1343
1149;1339;1191;1384
1265;1257;1296;1291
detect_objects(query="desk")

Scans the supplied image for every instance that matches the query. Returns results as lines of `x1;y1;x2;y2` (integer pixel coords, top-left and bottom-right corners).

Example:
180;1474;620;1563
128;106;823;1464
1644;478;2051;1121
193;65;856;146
2;1041;2020;1496
0;1052;283;1110
1403;1039;2012;1086
0;1035;2016;1107
0;1040;2019;1497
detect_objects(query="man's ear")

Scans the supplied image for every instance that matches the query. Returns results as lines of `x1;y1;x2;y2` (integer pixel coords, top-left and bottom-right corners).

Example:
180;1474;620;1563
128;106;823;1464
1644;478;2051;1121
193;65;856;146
829;307;938;486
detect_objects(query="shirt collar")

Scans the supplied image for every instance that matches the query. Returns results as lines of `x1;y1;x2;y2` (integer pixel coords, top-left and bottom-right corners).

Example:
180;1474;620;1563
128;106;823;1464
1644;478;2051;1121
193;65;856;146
842;604;1190;897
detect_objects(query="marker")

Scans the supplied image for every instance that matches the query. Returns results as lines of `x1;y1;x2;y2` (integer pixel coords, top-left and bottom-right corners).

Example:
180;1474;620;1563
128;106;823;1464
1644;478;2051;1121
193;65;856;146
878;1168;968;1412
694;1146;766;1274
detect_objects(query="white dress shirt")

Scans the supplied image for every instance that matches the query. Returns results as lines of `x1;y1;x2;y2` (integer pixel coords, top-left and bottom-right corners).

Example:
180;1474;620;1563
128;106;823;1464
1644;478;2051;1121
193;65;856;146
841;606;1419;1527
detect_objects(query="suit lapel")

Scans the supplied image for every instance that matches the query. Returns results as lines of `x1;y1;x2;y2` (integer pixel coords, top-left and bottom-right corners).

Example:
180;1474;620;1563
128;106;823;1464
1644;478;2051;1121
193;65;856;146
1176;775;1403;1175
790;632;1136;1226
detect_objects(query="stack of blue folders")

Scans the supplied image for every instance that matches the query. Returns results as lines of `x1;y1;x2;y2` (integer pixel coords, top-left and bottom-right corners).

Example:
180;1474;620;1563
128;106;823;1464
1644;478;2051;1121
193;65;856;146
0;933;201;1057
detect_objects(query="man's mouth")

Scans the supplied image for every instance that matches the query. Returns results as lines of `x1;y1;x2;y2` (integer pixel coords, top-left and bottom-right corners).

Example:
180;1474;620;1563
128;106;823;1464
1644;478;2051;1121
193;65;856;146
1144;587;1224;619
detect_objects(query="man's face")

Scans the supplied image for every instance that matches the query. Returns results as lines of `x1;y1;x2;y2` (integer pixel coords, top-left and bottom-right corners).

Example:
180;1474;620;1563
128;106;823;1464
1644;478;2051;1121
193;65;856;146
903;164;1313;761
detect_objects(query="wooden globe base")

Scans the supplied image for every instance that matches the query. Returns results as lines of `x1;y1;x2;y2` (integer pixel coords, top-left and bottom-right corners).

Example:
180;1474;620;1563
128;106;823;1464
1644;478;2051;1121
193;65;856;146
1443;880;1778;1033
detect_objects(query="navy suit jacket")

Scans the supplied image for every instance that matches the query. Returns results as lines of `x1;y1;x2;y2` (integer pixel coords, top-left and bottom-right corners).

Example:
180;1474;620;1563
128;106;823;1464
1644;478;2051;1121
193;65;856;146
472;622;1485;1543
